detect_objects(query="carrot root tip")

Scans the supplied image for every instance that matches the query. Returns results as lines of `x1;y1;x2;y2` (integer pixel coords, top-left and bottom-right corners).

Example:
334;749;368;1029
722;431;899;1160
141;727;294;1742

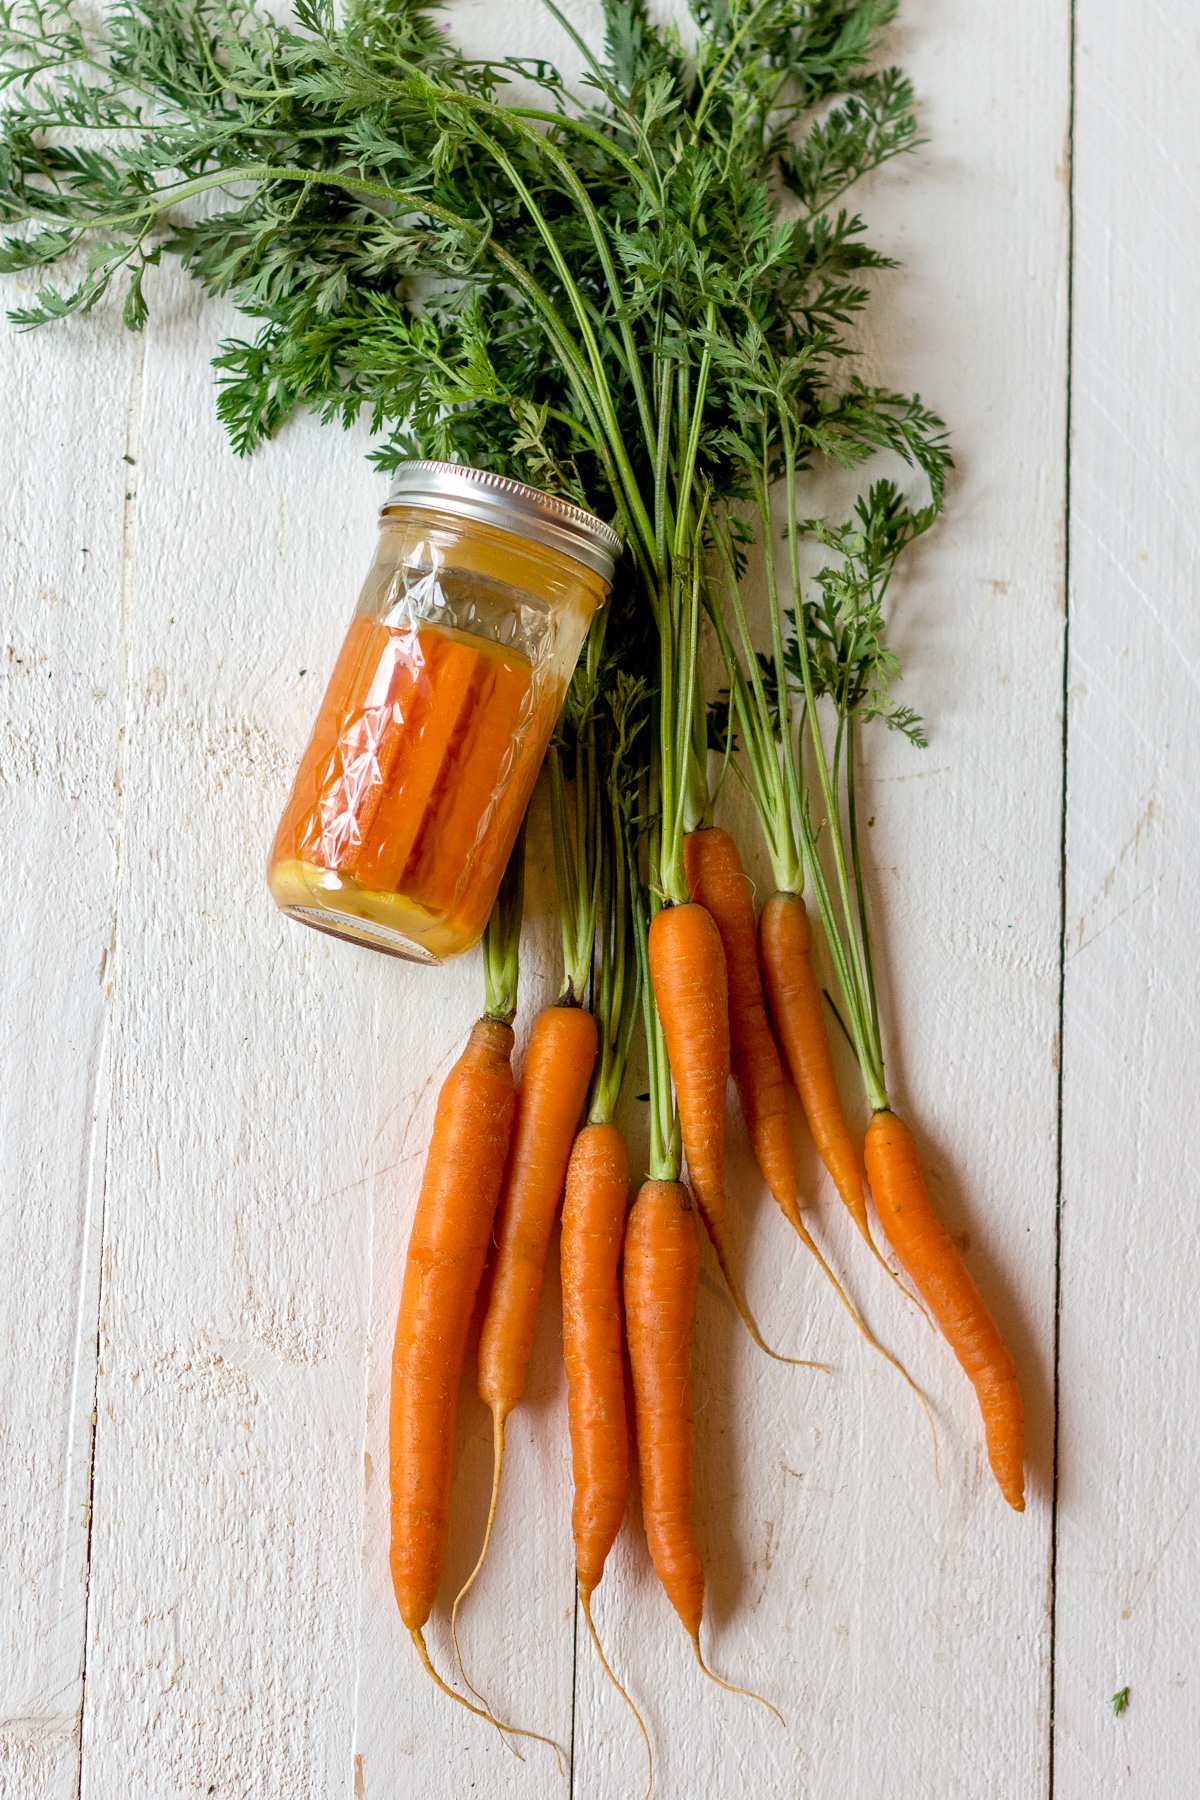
718;1253;829;1371
450;1410;507;1711
690;1633;785;1728
409;1626;566;1772
581;1588;653;1800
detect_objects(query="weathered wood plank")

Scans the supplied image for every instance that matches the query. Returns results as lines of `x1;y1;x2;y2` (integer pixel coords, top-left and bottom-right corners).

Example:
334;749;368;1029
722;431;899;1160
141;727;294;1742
0;286;141;1800
73;273;387;1796
1056;4;1200;1789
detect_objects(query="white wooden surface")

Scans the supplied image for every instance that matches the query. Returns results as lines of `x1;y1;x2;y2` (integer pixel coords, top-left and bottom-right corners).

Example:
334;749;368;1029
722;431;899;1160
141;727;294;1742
1056;3;1200;1793
1;0;1192;1793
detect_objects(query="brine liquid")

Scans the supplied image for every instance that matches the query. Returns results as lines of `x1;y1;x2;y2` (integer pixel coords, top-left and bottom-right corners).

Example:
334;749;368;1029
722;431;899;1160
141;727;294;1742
268;615;552;960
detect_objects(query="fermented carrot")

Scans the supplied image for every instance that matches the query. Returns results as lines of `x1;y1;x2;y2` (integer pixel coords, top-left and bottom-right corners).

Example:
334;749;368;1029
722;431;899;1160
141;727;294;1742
864;1110;1025;1511
402;652;533;914
460;681;558;942
648;901;823;1369
560;1121;651;1789
623;1178;782;1720
451;1003;597;1654
269;613;381;866
352;632;480;889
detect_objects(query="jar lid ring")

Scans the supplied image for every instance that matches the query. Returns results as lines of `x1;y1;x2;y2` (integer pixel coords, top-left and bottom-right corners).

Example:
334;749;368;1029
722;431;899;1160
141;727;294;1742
381;460;621;582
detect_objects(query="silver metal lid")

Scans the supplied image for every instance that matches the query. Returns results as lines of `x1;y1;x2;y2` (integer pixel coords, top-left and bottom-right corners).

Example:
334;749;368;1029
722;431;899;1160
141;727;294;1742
381;460;621;583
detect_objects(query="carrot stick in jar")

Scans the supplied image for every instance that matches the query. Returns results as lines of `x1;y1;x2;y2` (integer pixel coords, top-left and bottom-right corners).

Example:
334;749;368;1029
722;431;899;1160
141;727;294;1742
402;649;533;918
269;614;383;868
348;630;478;890
446;678;561;947
323;625;428;872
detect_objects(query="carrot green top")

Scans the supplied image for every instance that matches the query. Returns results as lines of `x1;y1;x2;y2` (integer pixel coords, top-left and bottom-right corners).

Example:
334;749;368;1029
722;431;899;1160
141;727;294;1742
587;674;646;1128
480;817;527;1026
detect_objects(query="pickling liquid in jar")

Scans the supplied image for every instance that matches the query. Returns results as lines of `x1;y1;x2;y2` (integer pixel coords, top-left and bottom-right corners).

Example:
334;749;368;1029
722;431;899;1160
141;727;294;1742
267;464;618;962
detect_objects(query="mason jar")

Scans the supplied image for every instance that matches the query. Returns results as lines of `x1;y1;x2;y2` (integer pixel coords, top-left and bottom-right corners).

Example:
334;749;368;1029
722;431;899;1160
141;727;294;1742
268;462;619;962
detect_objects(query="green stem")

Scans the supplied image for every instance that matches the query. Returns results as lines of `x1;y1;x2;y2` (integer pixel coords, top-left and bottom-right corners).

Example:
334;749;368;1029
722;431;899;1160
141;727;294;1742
658;313;717;904
637;746;679;1181
778;411;887;1108
462;130;657;574
481;816;527;1024
705;515;802;893
691;0;777;133
589;760;641;1125
846;713;881;1048
752;455;804;833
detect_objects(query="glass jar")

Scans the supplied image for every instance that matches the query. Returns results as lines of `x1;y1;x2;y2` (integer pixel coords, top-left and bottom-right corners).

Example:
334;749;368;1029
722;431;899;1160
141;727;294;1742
268;463;618;963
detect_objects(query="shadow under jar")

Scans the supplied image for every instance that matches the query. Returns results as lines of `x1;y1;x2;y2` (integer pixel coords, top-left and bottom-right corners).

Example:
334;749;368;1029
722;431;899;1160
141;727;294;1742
268;462;619;963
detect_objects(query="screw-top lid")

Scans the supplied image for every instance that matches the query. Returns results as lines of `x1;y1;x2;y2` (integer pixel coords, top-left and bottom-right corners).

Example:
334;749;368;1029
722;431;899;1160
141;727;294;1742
382;460;621;583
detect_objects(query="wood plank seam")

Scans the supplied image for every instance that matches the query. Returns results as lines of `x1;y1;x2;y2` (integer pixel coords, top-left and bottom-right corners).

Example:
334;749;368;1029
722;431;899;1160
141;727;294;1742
73;334;146;1800
1047;3;1079;1795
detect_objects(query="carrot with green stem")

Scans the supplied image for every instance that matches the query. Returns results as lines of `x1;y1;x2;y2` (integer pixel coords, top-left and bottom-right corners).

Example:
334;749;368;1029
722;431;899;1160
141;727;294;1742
649;495;822;1369
768;397;1023;1510
627;864;784;1724
704;494;897;1281
679;818;926;1397
560;675;652;1789
388;827;563;1756
450;633;609;1678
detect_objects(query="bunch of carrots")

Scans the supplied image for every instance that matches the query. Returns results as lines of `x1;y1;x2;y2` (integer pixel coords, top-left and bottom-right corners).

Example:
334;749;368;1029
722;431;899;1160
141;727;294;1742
389;607;1024;1776
0;0;1026;1777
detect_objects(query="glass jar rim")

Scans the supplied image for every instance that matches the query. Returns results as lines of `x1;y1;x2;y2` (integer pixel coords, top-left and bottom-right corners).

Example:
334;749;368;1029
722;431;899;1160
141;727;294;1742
381;460;621;583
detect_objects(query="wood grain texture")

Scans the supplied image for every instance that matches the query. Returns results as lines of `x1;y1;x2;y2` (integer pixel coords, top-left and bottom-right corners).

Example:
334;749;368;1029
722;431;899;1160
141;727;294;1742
0;283;142;1800
1056;3;1200;1791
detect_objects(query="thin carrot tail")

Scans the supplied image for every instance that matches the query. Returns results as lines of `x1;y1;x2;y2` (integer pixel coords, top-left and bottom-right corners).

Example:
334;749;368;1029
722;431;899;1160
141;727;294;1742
781;1209;938;1464
839;1184;933;1312
408;1627;566;1773
849;1179;937;1321
689;1633;785;1726
580;1587;653;1800
705;1232;828;1372
450;1409;507;1716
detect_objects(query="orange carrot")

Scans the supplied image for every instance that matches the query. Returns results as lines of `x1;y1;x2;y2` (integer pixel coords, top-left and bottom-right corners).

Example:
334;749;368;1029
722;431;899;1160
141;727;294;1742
648;901;823;1369
865;1110;1025;1510
389;1013;564;1759
389;1015;514;1650
758;891;879;1251
451;1003;597;1650
352;632;482;890
623;1179;703;1638
683;829;928;1408
623;1178;782;1720
560;1121;651;1787
562;1122;631;1599
681;829;795;1217
402;651;533;915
